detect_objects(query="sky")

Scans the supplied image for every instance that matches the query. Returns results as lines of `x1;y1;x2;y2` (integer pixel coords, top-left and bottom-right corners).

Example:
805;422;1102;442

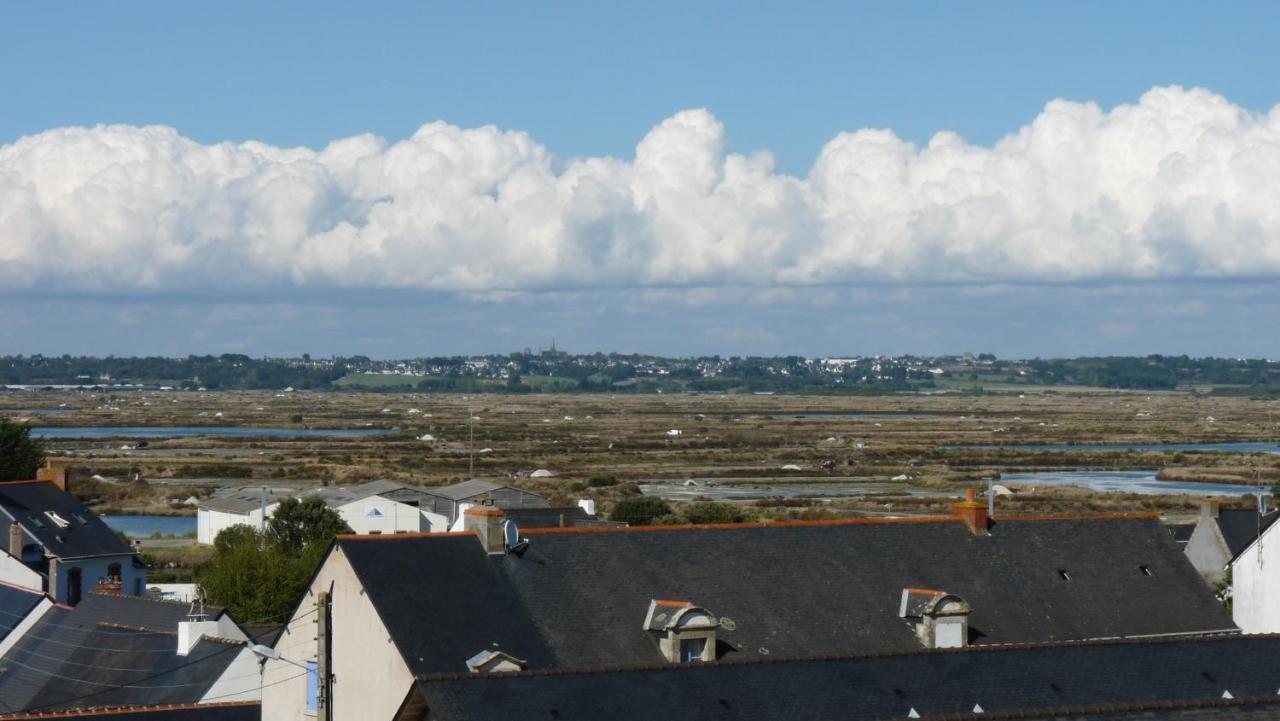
1;1;1279;359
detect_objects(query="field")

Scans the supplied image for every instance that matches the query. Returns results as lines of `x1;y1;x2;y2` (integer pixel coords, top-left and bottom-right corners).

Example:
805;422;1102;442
3;389;1278;525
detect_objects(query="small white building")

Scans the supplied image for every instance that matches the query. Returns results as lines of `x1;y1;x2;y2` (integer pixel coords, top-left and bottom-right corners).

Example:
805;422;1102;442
1231;509;1280;633
196;488;288;545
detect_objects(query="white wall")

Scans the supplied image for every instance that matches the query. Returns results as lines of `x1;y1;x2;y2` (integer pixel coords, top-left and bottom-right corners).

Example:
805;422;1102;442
336;497;427;535
198;504;278;545
1232;522;1280;633
261;545;414;721
200;646;262;704
148;583;199;603
0;554;44;593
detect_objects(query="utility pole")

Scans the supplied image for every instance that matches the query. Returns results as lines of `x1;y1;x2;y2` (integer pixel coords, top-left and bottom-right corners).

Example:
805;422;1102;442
259;486;266;533
469;406;475;478
317;591;332;721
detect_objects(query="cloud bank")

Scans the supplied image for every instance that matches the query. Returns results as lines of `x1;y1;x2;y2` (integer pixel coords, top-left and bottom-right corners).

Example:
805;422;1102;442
2;86;1278;295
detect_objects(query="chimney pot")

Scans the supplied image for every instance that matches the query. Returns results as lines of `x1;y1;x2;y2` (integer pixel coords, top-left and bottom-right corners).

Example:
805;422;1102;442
463;506;506;554
1200;499;1221;519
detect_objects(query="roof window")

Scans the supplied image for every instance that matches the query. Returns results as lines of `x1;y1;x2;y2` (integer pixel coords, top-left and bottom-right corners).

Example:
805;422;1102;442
643;599;718;663
465;649;527;673
45;512;70;529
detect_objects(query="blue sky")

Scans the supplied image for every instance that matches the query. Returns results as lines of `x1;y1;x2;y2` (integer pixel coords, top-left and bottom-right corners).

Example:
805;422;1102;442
1;2;1279;358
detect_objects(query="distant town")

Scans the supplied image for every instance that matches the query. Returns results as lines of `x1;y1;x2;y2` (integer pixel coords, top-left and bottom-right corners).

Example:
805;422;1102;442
2;350;1279;394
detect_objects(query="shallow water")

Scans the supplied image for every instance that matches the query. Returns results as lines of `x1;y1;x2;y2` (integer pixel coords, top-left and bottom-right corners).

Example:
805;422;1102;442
102;515;197;537
1000;470;1266;496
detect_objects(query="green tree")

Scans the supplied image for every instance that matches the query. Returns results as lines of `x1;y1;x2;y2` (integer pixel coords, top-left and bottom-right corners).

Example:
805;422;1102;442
0;419;45;482
267;497;351;554
609;496;672;526
198;501;350;621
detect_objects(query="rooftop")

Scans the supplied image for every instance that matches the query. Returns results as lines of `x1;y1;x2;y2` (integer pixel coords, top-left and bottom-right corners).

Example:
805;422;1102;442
414;634;1280;721
337;513;1234;677
0;481;134;560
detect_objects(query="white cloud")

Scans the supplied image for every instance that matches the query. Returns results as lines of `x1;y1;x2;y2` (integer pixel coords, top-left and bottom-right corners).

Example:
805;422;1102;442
2;85;1278;295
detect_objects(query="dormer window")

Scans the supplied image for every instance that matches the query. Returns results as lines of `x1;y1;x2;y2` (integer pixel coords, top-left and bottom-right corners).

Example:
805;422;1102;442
643;599;718;663
899;588;971;649
465;649;527;673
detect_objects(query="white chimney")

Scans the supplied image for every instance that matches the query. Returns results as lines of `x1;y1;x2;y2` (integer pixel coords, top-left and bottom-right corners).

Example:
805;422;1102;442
177;620;221;656
577;499;597;516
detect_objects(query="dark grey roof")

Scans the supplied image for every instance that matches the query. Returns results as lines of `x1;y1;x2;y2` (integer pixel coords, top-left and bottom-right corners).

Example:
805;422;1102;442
423;480;503;501
500;507;596;529
0;584;44;646
415;635;1280;721
0;481;134;560
0;594;239;714
0;701;260;720
1215;509;1279;560
338;515;1234;677
1166;522;1195;545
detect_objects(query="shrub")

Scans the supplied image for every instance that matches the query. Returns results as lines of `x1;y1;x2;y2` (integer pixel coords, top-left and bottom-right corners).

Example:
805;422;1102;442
609;496;672;526
588;474;619;488
685;501;748;525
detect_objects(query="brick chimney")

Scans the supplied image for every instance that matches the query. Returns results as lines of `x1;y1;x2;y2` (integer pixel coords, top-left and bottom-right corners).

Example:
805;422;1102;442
36;462;67;493
952;488;990;535
8;523;23;559
463;506;506;554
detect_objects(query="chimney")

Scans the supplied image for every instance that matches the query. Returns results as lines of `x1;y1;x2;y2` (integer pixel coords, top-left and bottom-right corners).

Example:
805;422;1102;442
1200;498;1221;520
36;462;67;493
8;523;23;559
177;619;222;656
952;488;990;535
464;506;506;554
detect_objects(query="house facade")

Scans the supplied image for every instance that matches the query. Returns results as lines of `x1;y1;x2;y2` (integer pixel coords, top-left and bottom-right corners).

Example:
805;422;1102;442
1231;511;1280;633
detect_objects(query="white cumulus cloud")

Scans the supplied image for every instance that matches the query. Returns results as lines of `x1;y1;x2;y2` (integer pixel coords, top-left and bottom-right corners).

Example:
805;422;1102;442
2;85;1278;295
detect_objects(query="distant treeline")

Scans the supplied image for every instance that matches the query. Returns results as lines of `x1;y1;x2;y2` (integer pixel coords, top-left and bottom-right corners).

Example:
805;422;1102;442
1;353;1277;394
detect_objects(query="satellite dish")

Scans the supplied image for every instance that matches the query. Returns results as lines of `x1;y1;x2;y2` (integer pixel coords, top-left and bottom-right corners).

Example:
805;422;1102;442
502;520;522;550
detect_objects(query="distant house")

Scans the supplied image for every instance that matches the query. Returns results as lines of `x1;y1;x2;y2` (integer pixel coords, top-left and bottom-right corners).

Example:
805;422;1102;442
420;479;549;526
198;480;549;543
0;468;145;605
0;592;259;713
1184;499;1278;582
196;487;288;544
262;502;1234;720
1231;508;1280;633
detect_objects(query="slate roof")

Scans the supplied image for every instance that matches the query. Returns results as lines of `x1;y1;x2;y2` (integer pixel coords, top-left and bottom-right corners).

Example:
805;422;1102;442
414;634;1280;721
0;585;45;646
0;594;241;714
337;514;1235;676
1215;509;1279;560
422;480;503;501
1166;522;1195;546
0;482;134;560
198;488;290;515
0;700;260;720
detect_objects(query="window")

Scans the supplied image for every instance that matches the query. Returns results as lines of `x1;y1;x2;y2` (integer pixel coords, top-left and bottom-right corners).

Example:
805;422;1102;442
107;563;122;582
680;637;706;662
305;659;318;714
1139;565;1152;577
364;507;384;518
1057;570;1071;582
66;567;82;606
45;511;70;529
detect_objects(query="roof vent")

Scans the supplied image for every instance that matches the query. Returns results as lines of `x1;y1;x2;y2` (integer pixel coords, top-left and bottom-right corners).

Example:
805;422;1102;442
644;599;718;663
465;649;527;673
899;588;971;649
